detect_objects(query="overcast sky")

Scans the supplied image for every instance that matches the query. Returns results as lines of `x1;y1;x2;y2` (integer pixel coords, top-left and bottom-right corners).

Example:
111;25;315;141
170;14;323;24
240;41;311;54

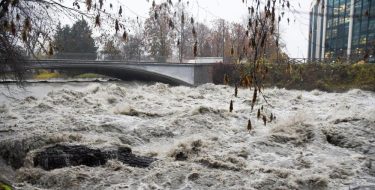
115;0;312;58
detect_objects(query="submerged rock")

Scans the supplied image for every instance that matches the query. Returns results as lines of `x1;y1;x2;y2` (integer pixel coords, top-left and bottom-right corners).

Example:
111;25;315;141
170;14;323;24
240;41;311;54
33;144;156;170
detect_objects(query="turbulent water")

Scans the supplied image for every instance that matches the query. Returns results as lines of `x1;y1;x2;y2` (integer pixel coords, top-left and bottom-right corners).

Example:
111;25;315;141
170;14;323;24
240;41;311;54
0;82;374;190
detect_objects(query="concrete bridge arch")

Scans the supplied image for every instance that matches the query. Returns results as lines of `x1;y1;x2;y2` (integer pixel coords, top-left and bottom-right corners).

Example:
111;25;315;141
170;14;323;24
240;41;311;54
27;60;214;86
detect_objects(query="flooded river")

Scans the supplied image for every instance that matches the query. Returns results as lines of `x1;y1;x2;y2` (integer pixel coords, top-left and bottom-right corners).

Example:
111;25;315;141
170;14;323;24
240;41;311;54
0;82;374;189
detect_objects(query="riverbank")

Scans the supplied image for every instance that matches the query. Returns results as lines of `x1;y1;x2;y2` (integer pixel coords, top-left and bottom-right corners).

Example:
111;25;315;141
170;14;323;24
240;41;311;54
213;63;375;92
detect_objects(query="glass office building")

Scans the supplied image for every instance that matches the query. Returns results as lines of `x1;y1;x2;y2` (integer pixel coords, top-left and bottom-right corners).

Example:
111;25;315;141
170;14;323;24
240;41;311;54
308;0;375;61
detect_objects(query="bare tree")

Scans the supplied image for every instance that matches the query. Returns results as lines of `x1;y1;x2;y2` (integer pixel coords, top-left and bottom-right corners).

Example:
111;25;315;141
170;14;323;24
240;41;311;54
0;0;127;81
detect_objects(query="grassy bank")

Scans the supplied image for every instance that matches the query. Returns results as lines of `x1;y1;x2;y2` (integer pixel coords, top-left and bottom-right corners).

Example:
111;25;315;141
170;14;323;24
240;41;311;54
213;63;375;92
33;70;103;80
73;73;101;79
34;70;61;80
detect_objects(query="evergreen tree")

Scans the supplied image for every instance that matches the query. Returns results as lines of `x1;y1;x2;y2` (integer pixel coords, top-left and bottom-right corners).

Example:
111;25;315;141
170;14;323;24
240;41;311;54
54;19;97;60
123;35;144;61
144;4;173;62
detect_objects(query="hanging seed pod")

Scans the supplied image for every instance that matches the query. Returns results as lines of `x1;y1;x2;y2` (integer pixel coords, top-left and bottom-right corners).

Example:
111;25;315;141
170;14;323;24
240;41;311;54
181;12;185;24
12;0;19;6
229;100;233;112
230;46;234;56
119;6;122;16
3;20;9;30
48;42;54;56
122;31;128;41
152;0;156;8
251;38;256;48
234;84;238;97
74;2;80;9
169;19;174;29
261;105;263;111
192;26;196;38
257;109;260;119
270;113;273;122
251;86;257;110
21;29;27;42
154;12;158;20
16;14;20;21
95;14;100;27
193;41;198;57
247;119;252;131
10;21;16;35
115;19;119;33
177;39;180;46
86;0;92;11
99;0;103;9
262;115;267;126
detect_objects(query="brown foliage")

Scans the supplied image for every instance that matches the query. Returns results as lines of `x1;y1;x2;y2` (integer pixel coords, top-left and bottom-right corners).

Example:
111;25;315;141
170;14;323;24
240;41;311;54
229;100;233;113
247;119;252;132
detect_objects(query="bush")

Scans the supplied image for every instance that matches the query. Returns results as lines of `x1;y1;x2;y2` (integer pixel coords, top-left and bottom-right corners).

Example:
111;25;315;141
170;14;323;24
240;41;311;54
34;70;61;80
212;62;375;92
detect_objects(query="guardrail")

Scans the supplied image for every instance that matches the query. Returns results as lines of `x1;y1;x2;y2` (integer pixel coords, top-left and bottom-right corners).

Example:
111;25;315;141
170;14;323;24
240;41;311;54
24;59;218;67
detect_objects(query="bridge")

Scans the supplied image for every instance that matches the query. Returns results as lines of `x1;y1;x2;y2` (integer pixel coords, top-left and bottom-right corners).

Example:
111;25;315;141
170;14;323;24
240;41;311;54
26;59;215;86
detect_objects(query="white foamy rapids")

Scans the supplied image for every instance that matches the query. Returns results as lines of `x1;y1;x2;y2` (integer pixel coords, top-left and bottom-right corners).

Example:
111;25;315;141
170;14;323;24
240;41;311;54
1;82;375;189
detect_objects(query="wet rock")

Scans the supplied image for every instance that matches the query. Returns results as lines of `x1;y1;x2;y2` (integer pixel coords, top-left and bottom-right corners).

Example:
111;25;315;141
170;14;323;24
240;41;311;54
0;135;70;169
33;144;156;170
175;152;188;161
187;173;200;181
334;117;362;124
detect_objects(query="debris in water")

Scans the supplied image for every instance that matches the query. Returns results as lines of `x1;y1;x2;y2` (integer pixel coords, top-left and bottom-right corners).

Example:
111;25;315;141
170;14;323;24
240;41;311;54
262;115;267;126
247;119;252;132
229;100;233;112
33;144;156;170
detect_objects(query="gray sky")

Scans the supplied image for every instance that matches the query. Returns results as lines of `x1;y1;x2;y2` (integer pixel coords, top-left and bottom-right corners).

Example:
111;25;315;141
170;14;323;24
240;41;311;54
117;0;312;58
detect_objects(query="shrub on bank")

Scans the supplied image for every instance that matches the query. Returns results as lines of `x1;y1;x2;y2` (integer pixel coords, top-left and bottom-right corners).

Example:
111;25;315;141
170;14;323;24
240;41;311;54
34;70;61;80
213;62;375;92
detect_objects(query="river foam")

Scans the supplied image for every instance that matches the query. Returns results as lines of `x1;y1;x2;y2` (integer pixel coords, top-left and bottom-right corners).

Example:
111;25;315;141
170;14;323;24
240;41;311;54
0;82;374;189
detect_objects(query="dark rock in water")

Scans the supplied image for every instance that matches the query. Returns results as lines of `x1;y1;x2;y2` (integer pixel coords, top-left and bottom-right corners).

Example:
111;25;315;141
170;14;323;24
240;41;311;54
175;152;188;161
188;173;200;181
334;117;362;124
34;144;156;170
0;135;68;169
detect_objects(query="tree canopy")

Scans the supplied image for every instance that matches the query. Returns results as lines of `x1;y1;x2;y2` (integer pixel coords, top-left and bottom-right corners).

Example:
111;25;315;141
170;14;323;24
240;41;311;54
54;19;97;59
